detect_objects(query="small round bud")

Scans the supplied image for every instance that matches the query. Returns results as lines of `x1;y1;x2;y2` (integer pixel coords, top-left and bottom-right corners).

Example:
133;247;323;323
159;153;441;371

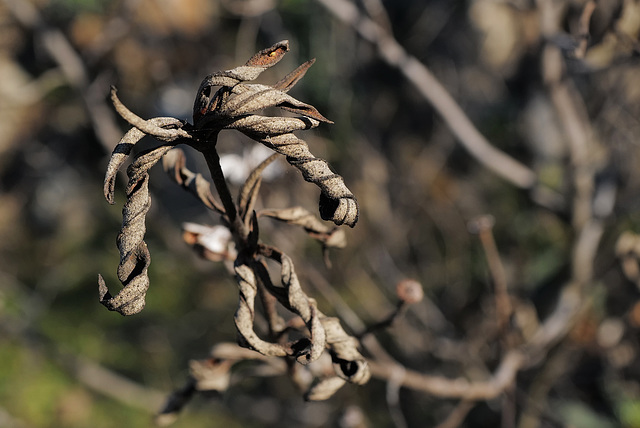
396;279;424;304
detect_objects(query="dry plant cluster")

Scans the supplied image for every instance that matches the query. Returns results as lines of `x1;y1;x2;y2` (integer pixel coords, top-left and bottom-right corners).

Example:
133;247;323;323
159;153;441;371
2;0;640;427
99;42;371;418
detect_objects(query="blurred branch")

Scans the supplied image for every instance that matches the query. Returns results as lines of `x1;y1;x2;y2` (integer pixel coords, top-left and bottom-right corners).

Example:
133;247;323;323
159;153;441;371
517;344;576;428
367;351;525;400
63;354;166;413
468;215;513;334
0;407;31;428
0;309;166;416
434;401;475;428
2;0;124;153
575;1;596;59
314;0;538;189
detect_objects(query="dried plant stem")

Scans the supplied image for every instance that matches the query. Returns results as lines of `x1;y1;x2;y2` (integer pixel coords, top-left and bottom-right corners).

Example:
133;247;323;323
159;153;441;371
575;1;596;59
468;216;512;333
201;147;248;241
367;351;525;400
100;41;368;406
434;401;475;428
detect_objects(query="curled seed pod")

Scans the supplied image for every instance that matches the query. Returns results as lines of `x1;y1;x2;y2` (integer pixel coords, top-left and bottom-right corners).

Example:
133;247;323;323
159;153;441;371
259;206;347;249
192;43;359;227
321;317;370;385
162;148;224;213
233;263;289;357
304;376;347;401
193;41;290;123
99;145;173;315
235;124;359;227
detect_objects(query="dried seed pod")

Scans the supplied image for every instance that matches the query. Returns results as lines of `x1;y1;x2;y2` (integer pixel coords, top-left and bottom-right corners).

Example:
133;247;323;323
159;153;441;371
192;43;359;226
234;263;289;357
100;43;369;407
99;145;174;315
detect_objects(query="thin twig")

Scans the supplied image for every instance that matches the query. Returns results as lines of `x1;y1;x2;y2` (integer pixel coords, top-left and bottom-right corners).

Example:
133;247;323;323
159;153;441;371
575;1;596;59
314;0;537;189
468;215;512;333
434;401;475;428
367;351;525;401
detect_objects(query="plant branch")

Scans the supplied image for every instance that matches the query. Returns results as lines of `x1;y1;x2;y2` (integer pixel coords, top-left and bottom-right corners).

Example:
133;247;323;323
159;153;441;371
314;0;537;189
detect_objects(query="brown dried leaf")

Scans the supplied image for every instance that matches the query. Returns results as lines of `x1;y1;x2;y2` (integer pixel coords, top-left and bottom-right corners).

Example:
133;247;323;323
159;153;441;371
304;376;347;401
162;148;224;213
245;40;289;67
238;153;279;223
259;206;347;249
219;84;332;123
274;59;316;93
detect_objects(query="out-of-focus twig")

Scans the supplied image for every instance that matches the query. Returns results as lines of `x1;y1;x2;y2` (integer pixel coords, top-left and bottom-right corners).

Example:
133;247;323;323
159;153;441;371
64;354;166;413
468;215;512;334
0;310;167;416
434;401;475;428
314;0;538;190
367;351;525;400
2;0;123;152
575;1;597;59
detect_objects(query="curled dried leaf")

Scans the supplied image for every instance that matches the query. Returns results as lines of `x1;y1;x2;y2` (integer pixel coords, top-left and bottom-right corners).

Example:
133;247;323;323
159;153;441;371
236;129;359;227
245;40;289;67
189;358;233;392
104;117;185;204
238;153;279;224
322;317;370;385
260;206;347;249
234;263;289;357
100;138;175;315
304;376;347;401
111;87;191;141
162;148;224;213
193;40;290;123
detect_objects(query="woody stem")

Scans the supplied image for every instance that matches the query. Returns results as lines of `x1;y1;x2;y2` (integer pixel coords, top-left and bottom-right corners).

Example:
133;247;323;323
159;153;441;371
202;146;248;243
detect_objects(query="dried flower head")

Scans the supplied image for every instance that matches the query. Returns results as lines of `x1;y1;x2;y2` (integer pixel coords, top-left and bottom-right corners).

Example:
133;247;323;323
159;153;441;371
98;41;368;408
99;40;359;316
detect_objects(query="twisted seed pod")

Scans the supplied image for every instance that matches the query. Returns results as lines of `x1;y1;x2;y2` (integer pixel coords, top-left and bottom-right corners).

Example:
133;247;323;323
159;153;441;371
103;117;183;205
192;40;358;227
321;317;370;384
232;256;327;364
255;246;367;382
230;116;358;227
233;262;288;357
162;148;225;214
99;145;173;315
194;41;290;123
275;253;368;380
259;206;347;249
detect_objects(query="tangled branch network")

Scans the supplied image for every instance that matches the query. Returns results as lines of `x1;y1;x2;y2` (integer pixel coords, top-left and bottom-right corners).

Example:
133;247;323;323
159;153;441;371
97;41;367;401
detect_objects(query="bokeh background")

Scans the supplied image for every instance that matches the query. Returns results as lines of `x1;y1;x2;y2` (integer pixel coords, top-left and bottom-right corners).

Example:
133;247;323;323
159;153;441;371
2;0;640;427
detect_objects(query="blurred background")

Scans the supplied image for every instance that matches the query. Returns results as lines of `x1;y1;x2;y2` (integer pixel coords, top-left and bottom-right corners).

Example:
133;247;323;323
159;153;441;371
2;0;640;427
